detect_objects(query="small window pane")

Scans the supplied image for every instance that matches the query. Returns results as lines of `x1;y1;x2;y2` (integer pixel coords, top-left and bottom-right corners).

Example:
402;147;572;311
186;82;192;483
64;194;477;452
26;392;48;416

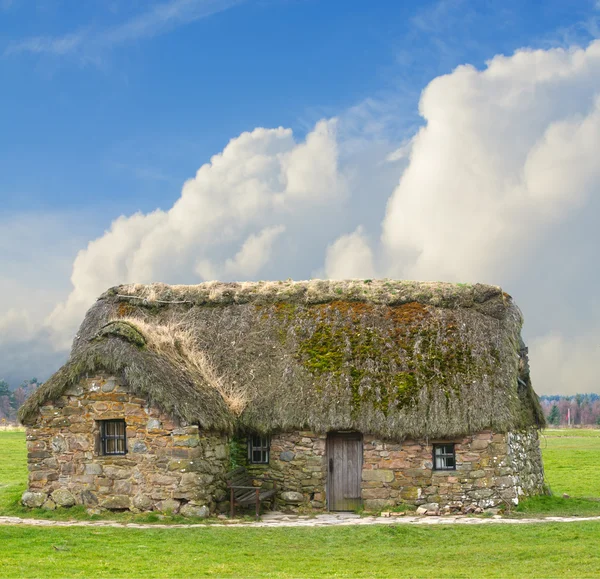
433;443;455;471
248;435;270;464
99;419;127;456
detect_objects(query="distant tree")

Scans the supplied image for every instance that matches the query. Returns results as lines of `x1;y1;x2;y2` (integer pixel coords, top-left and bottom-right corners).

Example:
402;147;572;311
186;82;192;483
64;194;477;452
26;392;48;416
0;378;41;421
12;379;40;410
0;395;13;421
12;387;28;408
539;394;600;426
548;405;560;426
0;380;10;398
575;393;584;424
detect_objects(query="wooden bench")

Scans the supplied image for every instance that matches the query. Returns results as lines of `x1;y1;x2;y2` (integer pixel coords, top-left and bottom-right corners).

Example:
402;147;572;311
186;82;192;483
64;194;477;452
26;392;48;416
225;467;277;519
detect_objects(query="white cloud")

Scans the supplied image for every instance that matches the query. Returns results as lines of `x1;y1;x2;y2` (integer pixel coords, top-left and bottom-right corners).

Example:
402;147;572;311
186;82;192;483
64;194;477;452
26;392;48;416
378;41;600;283
198;225;286;280
324;40;600;393
46;119;345;348
4;40;600;396
385;139;413;163
102;0;244;46
324;227;375;280
5;0;243;58
5;31;86;56
0;309;34;345
0;212;96;381
530;329;600;395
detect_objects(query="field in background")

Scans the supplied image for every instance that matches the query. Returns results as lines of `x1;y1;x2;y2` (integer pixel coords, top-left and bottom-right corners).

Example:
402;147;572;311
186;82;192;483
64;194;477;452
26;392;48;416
1;429;600;577
540;429;600;497
0;431;27;517
511;429;600;517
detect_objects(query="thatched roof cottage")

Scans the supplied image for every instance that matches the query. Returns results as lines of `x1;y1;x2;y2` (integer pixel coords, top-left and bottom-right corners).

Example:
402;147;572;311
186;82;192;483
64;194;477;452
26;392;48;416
20;280;545;514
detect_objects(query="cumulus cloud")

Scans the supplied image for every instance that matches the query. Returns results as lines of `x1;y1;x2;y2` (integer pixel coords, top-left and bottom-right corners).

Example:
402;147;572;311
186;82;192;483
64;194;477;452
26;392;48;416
324;227;375;280
325;40;600;393
530;329;600;395
197;225;286;280
378;41;600;283
3;41;600;395
0;212;94;381
329;41;600;284
46;119;345;348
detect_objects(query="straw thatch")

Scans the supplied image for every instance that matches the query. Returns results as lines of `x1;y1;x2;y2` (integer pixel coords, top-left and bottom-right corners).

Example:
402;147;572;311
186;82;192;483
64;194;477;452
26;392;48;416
20;279;545;438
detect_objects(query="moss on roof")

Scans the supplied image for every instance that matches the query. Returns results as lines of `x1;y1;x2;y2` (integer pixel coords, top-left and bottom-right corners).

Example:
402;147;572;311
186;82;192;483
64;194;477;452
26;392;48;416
19;279;545;437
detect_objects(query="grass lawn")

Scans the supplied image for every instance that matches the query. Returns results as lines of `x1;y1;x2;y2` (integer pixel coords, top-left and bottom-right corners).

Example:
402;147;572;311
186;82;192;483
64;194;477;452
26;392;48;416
538;429;600;497
2;521;600;578
512;429;600;517
0;431;27;516
2;429;600;577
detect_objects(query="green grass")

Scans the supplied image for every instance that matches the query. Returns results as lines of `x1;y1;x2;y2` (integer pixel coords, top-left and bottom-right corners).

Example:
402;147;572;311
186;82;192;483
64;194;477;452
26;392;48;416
0;431;27;515
515;495;600;517
512;429;600;517
2;522;600;578
539;429;600;497
2;429;600;577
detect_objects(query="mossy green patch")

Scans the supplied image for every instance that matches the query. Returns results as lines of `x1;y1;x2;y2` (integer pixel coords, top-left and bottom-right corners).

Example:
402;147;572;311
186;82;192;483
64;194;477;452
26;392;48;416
291;301;481;417
96;321;146;348
297;322;345;375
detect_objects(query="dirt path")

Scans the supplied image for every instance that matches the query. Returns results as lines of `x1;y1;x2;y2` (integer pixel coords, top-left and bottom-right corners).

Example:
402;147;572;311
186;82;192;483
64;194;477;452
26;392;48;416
2;512;600;529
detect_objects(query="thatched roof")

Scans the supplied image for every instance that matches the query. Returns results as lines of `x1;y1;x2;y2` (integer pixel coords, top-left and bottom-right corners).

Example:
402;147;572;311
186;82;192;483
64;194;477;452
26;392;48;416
20;279;545;438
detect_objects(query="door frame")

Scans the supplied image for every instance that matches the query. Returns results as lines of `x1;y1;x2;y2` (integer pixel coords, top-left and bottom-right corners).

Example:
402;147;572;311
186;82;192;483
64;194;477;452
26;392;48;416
326;431;363;511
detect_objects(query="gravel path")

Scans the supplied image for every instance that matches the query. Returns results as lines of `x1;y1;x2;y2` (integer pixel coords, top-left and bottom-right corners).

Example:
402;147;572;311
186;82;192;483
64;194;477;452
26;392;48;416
2;512;600;529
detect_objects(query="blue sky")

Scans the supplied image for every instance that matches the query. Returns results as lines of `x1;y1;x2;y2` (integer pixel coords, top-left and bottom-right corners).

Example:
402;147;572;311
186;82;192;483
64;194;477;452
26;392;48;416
2;0;595;217
1;0;600;392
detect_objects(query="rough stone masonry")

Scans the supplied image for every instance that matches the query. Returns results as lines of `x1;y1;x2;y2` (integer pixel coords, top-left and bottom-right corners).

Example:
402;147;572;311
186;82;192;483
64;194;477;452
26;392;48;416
23;373;544;514
22;375;229;515
247;430;544;512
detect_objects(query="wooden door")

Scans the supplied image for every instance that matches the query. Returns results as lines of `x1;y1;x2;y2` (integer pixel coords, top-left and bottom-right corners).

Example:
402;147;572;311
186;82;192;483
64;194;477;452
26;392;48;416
327;432;363;511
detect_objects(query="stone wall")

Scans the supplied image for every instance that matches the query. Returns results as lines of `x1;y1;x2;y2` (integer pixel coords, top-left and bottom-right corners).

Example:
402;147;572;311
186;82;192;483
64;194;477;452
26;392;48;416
246;431;328;509
22;374;229;515
23;379;544;515
507;429;545;498
361;430;545;512
245;429;545;513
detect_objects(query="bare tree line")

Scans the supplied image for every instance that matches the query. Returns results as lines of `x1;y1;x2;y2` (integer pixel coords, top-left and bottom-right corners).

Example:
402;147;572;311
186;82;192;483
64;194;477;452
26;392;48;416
541;394;600;426
0;378;40;424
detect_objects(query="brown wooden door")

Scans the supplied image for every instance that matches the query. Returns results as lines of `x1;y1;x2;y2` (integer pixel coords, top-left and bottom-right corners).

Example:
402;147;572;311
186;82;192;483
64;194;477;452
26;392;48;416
327;432;363;511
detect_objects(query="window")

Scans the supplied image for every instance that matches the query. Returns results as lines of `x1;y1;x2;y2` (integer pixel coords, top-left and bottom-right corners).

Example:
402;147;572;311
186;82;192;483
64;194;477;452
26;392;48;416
247;435;270;464
433;443;455;470
99;420;127;455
